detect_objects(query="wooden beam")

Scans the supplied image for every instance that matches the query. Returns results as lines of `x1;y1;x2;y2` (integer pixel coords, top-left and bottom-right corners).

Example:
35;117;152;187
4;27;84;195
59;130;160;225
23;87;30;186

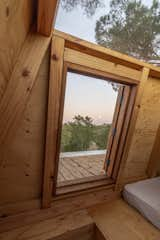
42;35;65;208
106;86;131;177
0;32;51;148
0;188;119;233
37;0;60;36
64;48;141;83
54;30;160;79
115;67;150;190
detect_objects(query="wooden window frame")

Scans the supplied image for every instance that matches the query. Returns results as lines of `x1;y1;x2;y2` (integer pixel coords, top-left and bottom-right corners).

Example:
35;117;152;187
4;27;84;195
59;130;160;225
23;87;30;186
42;30;150;208
53;62;137;194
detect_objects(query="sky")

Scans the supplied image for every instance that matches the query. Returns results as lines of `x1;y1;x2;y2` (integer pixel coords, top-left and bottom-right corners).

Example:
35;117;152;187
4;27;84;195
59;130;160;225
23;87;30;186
55;0;153;124
55;0;152;43
63;72;118;124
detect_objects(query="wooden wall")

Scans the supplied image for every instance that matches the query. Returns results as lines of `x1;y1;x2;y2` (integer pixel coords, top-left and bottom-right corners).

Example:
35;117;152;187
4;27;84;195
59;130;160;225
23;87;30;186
0;51;49;205
0;0;160;213
120;76;160;183
0;0;35;101
0;0;50;208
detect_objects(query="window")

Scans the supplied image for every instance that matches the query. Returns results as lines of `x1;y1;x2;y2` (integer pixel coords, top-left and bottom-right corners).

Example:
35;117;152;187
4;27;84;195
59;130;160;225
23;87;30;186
42;32;138;203
57;72;119;188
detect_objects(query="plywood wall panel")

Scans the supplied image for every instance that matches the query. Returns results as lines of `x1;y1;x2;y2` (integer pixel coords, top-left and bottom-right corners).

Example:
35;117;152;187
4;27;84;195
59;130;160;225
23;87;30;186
122;77;160;182
0;0;35;101
0;50;49;205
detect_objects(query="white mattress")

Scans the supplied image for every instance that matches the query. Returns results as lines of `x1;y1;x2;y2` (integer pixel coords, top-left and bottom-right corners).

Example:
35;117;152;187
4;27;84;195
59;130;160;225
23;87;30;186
123;177;160;230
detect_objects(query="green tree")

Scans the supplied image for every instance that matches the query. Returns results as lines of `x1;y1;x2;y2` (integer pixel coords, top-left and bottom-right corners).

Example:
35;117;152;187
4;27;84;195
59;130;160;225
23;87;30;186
61;115;94;152
61;0;103;16
94;124;111;149
95;0;160;61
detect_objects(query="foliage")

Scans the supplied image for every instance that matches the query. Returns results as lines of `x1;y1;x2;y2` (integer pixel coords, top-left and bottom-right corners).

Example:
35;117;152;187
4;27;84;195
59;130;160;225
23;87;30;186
95;0;160;61
61;0;103;17
61;115;111;152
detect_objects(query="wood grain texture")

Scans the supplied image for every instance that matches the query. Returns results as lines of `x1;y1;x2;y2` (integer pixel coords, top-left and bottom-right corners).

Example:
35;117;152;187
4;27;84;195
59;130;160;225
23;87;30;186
0;32;51;148
0;189;119;233
89;199;160;240
112;86;137;180
106;86;131;177
147;124;160;177
54;30;160;79
0;0;35;102
115;68;155;188
0;209;93;240
122;76;160;182
105;87;123;172
64;48;142;83
37;0;59;36
42;35;65;208
0;49;50;205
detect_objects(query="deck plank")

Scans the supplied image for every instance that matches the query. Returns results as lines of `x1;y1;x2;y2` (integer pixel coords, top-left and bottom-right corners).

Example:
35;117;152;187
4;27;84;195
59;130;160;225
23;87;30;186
57;154;105;184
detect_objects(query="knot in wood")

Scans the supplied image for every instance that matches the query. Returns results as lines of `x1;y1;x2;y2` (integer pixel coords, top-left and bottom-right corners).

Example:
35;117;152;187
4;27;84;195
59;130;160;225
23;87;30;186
22;69;30;77
52;54;58;61
50;175;54;180
6;6;9;17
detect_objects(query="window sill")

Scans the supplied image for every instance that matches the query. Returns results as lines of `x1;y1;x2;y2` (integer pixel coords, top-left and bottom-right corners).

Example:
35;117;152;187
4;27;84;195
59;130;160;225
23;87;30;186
56;176;115;196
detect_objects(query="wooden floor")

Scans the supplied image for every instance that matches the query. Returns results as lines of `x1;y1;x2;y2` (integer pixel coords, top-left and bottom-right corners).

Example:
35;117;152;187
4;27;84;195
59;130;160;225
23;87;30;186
57;154;106;185
89;199;160;240
1;198;159;240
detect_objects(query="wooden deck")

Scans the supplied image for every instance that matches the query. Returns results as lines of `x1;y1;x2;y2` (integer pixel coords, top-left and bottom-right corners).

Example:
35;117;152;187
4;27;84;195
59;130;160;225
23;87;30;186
57;153;106;185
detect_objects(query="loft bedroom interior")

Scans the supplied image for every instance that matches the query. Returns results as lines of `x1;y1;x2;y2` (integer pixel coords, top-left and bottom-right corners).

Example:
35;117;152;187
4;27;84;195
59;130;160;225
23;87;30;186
0;0;160;239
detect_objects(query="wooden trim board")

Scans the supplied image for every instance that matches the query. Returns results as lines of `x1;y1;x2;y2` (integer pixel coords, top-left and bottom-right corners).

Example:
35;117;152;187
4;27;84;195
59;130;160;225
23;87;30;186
37;0;60;36
54;30;160;79
42;35;65;208
0;188;119;233
64;48;141;83
115;67;150;190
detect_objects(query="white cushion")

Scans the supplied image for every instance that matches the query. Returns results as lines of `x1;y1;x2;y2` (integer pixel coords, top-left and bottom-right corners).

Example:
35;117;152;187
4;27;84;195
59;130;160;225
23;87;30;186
123;177;160;230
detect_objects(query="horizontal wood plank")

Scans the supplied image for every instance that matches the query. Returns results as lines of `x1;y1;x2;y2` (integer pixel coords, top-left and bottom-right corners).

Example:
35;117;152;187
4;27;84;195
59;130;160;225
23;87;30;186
64;48;142;83
54;30;160;79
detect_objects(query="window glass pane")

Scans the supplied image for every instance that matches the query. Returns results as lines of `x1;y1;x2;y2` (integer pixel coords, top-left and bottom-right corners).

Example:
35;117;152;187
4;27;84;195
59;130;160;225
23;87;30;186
57;72;121;186
55;0;160;64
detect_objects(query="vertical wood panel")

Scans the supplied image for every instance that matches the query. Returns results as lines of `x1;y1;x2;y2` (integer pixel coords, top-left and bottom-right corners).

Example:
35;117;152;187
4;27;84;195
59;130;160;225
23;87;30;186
115;67;150;189
106;86;131;177
104;87;123;172
37;0;59;36
0;33;51;148
42;36;65;208
112;86;137;179
147;124;160;177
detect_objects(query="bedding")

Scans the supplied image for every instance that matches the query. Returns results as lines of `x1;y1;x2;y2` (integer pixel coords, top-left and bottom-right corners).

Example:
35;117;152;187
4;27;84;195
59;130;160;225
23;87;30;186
123;177;160;229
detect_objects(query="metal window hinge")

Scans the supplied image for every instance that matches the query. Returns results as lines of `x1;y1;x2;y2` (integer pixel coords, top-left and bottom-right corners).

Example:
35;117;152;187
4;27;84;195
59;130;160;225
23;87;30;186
120;95;123;105
112;128;116;137
106;159;110;167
